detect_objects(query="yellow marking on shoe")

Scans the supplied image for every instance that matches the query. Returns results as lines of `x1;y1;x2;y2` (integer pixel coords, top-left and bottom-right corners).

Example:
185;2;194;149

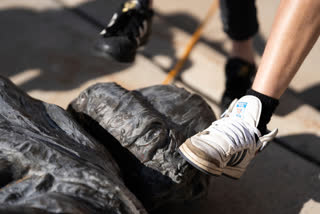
122;0;138;13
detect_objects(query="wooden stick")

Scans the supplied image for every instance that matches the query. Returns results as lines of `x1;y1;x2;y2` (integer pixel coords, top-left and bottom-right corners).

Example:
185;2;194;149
162;0;219;85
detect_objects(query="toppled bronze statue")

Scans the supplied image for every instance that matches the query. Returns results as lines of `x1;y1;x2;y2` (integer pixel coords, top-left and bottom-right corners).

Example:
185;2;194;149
0;77;146;214
68;83;216;210
0;76;216;213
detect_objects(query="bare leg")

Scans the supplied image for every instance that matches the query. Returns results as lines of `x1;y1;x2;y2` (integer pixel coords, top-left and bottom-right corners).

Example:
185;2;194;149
252;0;320;99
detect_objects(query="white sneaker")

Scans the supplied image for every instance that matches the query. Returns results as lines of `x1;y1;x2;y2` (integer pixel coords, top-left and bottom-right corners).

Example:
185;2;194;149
178;95;278;179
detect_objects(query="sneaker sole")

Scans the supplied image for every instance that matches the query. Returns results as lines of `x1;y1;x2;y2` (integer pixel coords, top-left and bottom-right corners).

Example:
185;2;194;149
222;166;244;179
178;142;222;176
179;140;243;179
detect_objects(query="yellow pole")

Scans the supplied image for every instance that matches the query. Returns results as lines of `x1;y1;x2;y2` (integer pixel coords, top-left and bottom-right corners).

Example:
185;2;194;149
162;0;219;85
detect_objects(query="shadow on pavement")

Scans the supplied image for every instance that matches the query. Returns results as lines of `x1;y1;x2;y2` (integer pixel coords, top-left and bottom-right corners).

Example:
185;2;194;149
275;86;320;116
298;83;320;110
276;134;320;166
0;2;130;92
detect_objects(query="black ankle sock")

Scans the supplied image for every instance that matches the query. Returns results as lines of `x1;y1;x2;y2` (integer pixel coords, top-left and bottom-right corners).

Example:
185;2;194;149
246;89;279;134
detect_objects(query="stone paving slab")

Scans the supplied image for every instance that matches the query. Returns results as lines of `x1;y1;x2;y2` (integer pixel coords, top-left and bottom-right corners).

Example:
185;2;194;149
0;0;59;10
1;0;320;213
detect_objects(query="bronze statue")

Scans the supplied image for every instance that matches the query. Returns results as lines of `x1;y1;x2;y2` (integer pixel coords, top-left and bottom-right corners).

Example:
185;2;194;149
0;76;216;213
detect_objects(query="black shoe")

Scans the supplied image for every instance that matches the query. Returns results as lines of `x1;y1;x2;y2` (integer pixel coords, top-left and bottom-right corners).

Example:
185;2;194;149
220;58;256;111
94;0;153;63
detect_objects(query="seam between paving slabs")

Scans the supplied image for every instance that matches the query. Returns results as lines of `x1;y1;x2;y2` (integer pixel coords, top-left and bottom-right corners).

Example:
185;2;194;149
274;138;320;168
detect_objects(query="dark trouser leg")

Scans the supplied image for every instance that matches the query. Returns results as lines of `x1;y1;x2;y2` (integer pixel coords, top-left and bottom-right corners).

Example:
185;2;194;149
220;0;259;41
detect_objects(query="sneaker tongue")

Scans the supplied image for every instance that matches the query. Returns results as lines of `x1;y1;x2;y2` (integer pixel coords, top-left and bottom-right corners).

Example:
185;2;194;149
229;95;262;127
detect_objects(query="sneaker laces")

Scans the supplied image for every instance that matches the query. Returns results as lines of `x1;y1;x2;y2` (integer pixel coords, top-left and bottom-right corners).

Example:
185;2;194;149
200;117;261;157
221;98;278;152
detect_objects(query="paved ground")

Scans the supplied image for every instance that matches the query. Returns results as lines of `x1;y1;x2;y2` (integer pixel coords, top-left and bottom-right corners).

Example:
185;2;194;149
1;0;320;213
